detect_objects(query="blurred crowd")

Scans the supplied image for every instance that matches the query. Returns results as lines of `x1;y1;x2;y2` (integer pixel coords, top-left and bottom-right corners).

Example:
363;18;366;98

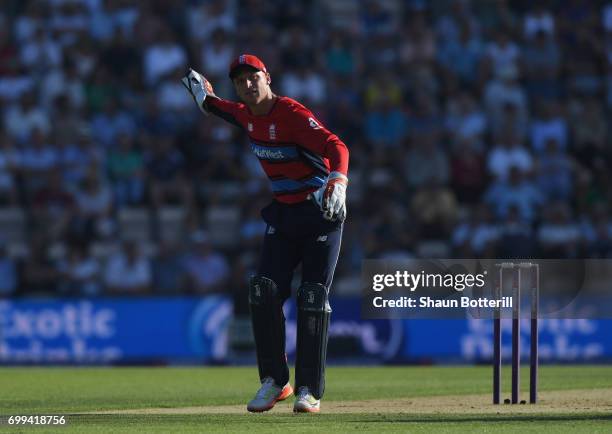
0;0;611;298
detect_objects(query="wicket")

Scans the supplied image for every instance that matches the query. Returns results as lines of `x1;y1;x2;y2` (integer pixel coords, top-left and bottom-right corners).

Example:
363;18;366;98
493;262;539;405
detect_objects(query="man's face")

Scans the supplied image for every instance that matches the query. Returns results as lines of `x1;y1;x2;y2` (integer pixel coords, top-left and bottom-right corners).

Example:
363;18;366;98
232;68;270;105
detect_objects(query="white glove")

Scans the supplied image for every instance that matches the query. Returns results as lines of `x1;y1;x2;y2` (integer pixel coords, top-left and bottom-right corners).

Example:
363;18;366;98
181;68;216;115
312;172;348;221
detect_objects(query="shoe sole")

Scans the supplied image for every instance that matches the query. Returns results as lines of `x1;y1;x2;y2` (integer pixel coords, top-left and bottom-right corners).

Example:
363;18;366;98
247;384;293;413
293;404;320;413
293;400;321;413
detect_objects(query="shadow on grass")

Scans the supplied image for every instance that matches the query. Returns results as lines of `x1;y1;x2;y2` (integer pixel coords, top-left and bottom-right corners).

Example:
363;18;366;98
62;412;612;425
345;414;612;424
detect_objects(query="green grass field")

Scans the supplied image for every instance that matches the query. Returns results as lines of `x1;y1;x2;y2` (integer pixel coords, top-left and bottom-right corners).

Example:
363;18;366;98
1;366;611;433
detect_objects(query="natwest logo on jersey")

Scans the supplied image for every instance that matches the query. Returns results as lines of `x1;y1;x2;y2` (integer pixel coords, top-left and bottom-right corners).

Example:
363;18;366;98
250;143;298;161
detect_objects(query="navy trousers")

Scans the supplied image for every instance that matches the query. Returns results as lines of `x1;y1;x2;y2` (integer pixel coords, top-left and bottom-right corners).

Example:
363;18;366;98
258;198;343;301
253;198;343;393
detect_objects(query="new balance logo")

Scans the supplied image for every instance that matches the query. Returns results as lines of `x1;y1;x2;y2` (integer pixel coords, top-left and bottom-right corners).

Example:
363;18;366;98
316;235;327;242
267;226;276;235
269;123;276;140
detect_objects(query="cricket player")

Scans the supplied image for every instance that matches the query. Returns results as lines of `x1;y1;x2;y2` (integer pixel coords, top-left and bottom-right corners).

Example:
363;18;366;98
182;54;349;413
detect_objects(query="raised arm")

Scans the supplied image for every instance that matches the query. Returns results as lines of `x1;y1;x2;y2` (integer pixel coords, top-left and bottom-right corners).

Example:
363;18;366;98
181;68;243;128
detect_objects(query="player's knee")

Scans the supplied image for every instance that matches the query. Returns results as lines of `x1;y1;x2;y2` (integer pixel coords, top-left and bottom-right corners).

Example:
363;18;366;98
249;275;278;305
297;283;330;312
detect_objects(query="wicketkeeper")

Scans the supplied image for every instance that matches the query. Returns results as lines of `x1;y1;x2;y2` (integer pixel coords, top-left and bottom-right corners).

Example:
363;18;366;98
182;54;349;413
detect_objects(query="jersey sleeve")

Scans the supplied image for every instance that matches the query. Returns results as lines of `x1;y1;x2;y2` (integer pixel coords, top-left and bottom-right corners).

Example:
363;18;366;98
205;97;244;129
291;107;349;176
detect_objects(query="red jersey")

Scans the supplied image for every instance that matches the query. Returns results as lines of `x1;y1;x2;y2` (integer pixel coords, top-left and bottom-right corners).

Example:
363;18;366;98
206;96;349;203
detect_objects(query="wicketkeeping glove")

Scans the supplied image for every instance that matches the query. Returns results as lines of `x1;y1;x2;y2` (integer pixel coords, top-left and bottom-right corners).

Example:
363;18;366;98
181;68;216;115
312;171;348;222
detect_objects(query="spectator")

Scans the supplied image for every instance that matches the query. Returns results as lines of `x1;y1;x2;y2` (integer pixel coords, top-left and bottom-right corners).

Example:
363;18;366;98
483;64;528;138
19;27;62;73
73;169;115;240
365;34;398;71
398;12;436;66
199;141;245;185
524;5;555;39
445;91;487;143
146;135;193;209
70;36;98;79
364;200;413;258
40;59;85;110
360;0;396;36
587;221;612;257
90;98;137;148
569;98;609;167
605;3;612;33
0;238;18;297
31;170;75;240
436;0;480;44
497;205;537;258
450;137;487;204
187;0;235;42
483;31;521;80
452;204;499;257
538;203;582;258
522;29;562;99
62;127;106;186
0;132;21;205
200;29;234;80
582;204;612;258
143;26;187;86
535;138;574;202
437;21;483;86
49;1;89;45
327;78;363;144
325;33;360;77
364;71;402;111
51;95;86;146
22;235;60;295
138;94;179;136
411;177;458;240
487;130;533;181
404;132;449;189
181;231;229;294
100;31;140;80
0;27;19;77
107;133;145;206
565;27;604;96
240;201;267;249
20;128;59;195
364;95;407;148
406;94;443;137
4;92;51;142
13;1;46;44
152;241;185;293
157;68;195;113
104;240;152;293
484;166;544;222
529;101;568;154
57;243;102;296
281;66;326;106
